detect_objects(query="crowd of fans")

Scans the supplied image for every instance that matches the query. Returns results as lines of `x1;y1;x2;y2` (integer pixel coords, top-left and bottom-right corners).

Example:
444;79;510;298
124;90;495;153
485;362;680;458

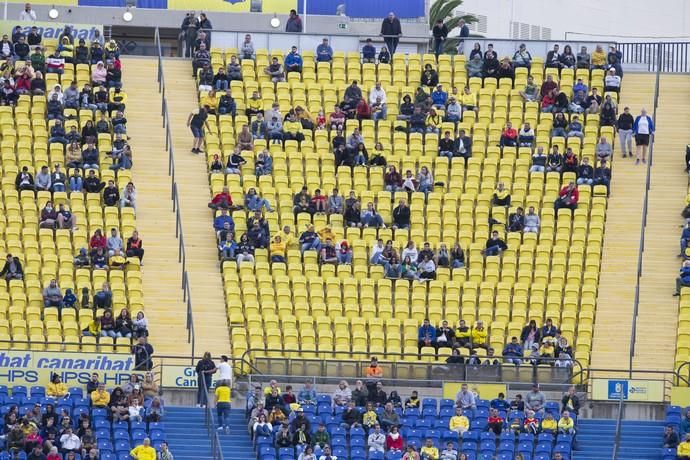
0;372;168;460
245;378;578;460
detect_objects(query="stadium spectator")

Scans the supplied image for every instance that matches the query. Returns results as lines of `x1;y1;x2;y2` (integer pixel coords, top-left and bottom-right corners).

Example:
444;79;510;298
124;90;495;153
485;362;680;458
499;122;517;148
492;181;511;206
546;44;561;68
576;157;594;186
507;207;525;232
285;46;303;75
525;384;546;413
665;425;680;448
483;231;507;256
519;75;538;102
187;105;210;154
264;57;285;83
316;38;333;62
133;336;154;371
432;19;448;56
362;39;376;63
380;12;402;54
43;279;63;309
449;407;469;435
286;9;303;32
379;402;400;431
513;43;532;69
555;182;579;211
455;383;476;410
633;107;654;164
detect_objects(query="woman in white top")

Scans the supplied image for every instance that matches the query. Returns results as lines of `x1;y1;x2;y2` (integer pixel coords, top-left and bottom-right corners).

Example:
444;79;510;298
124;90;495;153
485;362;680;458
633;108;655;164
417;166;434;193
401;241;418;262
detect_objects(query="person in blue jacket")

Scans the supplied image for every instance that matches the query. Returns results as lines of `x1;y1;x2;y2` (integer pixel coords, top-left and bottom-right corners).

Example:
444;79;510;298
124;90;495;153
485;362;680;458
674;260;690;296
633;108;655;164
284;46;303;75
418;318;437;350
681;221;690;257
213;209;234;233
316;38;333;63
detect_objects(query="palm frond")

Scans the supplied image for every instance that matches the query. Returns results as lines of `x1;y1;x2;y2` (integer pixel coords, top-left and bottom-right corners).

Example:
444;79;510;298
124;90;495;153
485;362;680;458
429;0;463;28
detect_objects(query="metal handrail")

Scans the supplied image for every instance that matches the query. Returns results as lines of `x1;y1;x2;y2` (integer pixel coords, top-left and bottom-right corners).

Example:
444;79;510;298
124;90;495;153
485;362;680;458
203;382;225;460
611;390;625;460
629;44;662;373
154;27;195;358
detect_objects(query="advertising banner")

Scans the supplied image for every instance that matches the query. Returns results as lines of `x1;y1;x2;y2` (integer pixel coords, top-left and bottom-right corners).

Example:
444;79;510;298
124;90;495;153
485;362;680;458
0;20;103;42
591;378;665;402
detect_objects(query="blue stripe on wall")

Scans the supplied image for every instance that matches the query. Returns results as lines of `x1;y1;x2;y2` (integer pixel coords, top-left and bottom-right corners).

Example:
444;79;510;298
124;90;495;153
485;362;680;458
78;0;126;6
136;0;168;8
297;0;425;18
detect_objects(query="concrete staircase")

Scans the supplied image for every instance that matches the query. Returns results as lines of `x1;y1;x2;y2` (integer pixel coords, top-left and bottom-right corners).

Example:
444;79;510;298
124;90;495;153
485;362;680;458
575;418;665;460
164;406;213;460
161;57;231;355
590;74;655;374
632;74;690;372
120;56;191;356
218;409;256;460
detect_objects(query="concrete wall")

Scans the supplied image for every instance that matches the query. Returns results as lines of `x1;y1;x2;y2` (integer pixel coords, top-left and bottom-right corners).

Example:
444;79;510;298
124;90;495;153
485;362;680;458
3;3;429;37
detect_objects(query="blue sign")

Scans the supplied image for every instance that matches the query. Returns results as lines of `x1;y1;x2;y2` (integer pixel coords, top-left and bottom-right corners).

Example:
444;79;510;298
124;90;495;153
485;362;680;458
608;380;629;400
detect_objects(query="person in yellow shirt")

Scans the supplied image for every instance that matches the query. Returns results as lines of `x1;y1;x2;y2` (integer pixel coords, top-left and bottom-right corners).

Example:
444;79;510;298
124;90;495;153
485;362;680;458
362;402;378;431
246;90;263;117
471;320;488;349
47;374;68;398
425;108;441;134
540;412;557;434
130;438;156;460
318;225;337;243
492;181;511;207
591;45;607;69
678;433;690;459
280;226;298;252
270;235;287;263
215;381;232;434
461;85;478;113
91;383;110;407
448;407;469;435
200;89;219;113
282;113;304;142
420;438;439;460
557;410;575;435
263;379;281;396
455;319;471;348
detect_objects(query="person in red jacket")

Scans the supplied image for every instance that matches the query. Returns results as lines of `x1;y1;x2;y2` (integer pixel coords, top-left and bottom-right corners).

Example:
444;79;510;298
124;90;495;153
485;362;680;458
487;408;505;435
385;425;404;453
499;122;518;148
89;229;107;257
555;182;579;211
208;186;234;210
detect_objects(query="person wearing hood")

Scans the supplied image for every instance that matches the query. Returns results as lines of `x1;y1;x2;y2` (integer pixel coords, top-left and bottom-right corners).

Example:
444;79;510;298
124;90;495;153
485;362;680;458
285;9;303;33
91;61;107;86
466;54;483;78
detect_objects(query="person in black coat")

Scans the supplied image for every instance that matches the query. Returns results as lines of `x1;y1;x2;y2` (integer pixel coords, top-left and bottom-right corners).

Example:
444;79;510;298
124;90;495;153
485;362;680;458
0;255;23;281
368;382;387;407
421;64;438;88
432;19;448;56
380;12;402;54
520;320;541;348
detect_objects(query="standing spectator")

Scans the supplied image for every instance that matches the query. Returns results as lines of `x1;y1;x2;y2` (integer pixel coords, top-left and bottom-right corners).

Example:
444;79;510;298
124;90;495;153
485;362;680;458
457;19;469;54
187;105;210;154
380;12;402;55
617;106;634;158
285;9;303;33
195;352;217;408
316;38;333;63
432;19;448;56
198;13;212;43
633;108;655;164
132;336;154;371
215;381;232;434
20;3;37;21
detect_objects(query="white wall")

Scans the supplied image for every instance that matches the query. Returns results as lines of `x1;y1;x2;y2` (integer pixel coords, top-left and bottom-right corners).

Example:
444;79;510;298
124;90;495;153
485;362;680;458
443;0;690;41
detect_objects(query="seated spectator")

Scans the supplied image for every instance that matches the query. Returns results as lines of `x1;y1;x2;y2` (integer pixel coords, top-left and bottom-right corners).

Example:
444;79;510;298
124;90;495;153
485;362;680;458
417;166;434;193
546;146;562;173
362;39;377;63
525;384;546;413
438;131;456;158
600;96;617;126
555;182;579;211
596;136;612;162
523;206;541;233
316;38;333;62
558;411;575;435
472;321;488;349
519;75;538;102
284;46;303;74
451;243;465;268
482;50;499;78
562;147;578;173
455;383;476;410
333;380;352;407
483;231;507;256
264;57;284;83
570;90;588;113
508;207;525;232
551;112;568;137
567;115;584;138
675;260;690;296
518;122;535;147
397;94;414;121
319;239;338;265
499;122;517;147
299;224;320;253
419;439;438;460
604;68;621;93
466;53;483;78
431;84;447;110
226;147;247;174
487;408;504;435
421;64;439;88
577;157;594;186
57;203;76;230
530;146;547;173
497;57;514;81
540;412;557;434
361;202;385;228
664;425;680;449
594;159;611;192
513;43;532;69
218;89;236;116
418;255;436;280
226;55;242;81
47;374;69;398
492;182;511;206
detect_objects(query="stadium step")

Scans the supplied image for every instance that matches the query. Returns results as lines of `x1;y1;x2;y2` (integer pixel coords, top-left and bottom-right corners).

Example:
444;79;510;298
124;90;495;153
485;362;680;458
218;409;257;460
574;418;665;460
120;56;192;356
590;73;656;373
164;406;214;460
160;58;231;355
632;74;690;371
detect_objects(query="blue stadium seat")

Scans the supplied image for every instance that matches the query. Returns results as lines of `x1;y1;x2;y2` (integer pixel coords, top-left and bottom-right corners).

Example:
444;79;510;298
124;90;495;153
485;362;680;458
350;447;366;460
332;447;347;459
278;447;295;459
667;405;682;416
535;442;552;455
11;386;27;397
